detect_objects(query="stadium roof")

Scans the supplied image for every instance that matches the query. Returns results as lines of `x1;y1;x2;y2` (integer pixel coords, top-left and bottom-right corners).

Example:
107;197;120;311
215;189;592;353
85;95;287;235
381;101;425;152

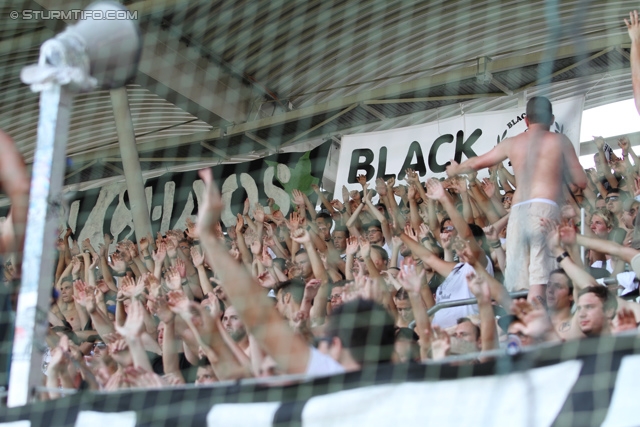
0;0;637;191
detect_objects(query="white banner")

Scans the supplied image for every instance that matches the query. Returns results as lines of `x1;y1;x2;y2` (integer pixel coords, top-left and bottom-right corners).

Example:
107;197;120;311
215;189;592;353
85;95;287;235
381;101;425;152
334;96;584;196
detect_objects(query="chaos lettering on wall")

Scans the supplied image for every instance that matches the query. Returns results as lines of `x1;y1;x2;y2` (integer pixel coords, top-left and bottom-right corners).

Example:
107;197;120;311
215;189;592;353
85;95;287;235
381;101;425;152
0;143;330;250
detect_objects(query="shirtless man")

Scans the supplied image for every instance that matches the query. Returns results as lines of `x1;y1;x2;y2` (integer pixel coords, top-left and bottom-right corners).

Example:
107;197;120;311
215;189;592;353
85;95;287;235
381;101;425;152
446;97;587;304
545;269;583;340
55;280;84;331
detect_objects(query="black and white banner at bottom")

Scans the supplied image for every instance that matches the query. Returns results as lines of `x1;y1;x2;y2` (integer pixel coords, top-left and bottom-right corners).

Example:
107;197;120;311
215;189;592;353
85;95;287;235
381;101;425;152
0;335;638;427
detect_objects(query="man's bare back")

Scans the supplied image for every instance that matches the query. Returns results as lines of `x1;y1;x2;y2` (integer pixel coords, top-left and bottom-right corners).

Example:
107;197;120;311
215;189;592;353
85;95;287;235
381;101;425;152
503;128;581;205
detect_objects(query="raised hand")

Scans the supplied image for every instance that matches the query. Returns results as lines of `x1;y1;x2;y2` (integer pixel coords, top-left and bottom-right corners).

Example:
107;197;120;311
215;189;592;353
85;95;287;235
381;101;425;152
257;271;277;288
404;224;418;242
593;136;605;151
290;228;311;244
425;178;447;201
152;242;167;263
440;232;453;250
397;258;425;294
465;271;491;304
138;236;150;252
81;238;94;253
418;223;431;240
330;199;344;213
303;279;322;301
185;217;199;240
483;225;499;242
165;266;182;290
391;235;403;252
250;239;262;255
70;240;81;256
73;280;89;307
254;203;265;223
285;211;301;231
261;245;273;268
358;236;371;258
625;10;640;42
243;198;250;216
511;298;553;339
116;299;146;339
190;246;204;267
613;308;638;334
175;258;187;278
291;189;305;206
120;276;138;299
405;168;419;185
451;177;468;194
345;236;359;255
445;160;460;177
166;290;190;315
481;178;495;198
356;174;368;188
558;221;577;247
428;326;451;360
376;178;388;197
341;185;351;203
71;256;82;275
234;213;245;236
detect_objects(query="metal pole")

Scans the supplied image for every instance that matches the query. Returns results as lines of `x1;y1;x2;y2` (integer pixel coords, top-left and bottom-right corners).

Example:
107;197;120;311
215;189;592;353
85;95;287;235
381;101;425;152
9;1;141;406
110;87;153;242
8;85;74;407
580;207;586;265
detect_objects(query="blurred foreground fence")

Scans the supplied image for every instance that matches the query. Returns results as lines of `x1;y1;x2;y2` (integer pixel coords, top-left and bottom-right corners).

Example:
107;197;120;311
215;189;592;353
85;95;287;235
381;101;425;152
0;334;638;427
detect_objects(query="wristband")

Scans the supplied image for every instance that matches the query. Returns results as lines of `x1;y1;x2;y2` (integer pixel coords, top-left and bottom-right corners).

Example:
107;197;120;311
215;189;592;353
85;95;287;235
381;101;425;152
556;251;570;263
144;255;151;260
490;241;501;249
421;237;430;243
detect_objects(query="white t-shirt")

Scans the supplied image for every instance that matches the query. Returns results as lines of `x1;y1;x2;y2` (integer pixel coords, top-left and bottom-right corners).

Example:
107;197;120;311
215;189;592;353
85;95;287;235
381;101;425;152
305;347;345;377
432;256;494;329
591;259;613;274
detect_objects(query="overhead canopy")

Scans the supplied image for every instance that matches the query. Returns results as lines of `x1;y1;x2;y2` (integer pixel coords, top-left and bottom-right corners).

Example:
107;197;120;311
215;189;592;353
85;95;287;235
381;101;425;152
0;0;636;192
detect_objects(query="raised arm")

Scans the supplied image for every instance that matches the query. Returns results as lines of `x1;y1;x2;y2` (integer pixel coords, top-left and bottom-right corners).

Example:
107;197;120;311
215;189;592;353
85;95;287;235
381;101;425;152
625;10;640;114
446;143;509;177
196;168;311;375
426;179;487;267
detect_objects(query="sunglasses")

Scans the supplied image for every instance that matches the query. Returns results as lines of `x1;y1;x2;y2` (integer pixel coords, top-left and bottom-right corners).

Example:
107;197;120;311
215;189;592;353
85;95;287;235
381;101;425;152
605;196;619;202
440;226;454;232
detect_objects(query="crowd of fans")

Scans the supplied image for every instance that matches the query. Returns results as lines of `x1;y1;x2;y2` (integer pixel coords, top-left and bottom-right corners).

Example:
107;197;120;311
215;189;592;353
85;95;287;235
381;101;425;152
3;10;640;401
36;119;640;395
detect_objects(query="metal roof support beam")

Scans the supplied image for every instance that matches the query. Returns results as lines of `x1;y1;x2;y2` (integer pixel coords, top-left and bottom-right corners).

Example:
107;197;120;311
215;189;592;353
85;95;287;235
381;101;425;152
281;104;358;148
110;87;153;243
137;29;254;127
245;132;274;149
64;159;97;180
517;47;615;92
101;161;125;176
359;103;387;120
364;93;504;105
200;141;229;160
616;46;631;61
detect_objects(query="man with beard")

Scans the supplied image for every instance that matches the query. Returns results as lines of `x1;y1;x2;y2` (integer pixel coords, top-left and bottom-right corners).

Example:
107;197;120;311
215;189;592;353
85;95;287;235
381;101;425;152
222;306;249;355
